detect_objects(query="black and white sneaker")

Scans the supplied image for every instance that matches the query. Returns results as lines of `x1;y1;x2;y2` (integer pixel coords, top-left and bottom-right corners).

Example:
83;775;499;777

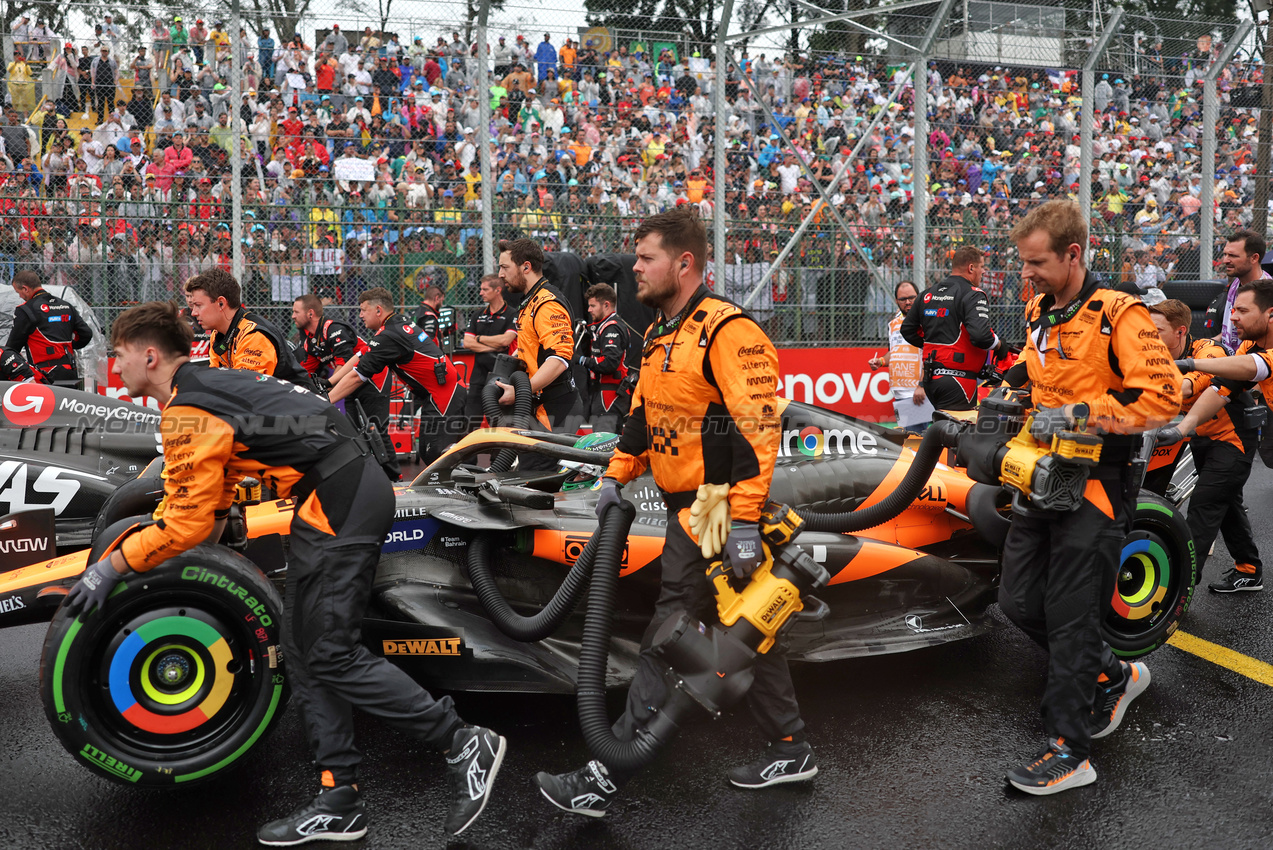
1006;737;1096;796
444;726;507;836
535;760;618;817
728;739;818;788
258;785;367;846
1091;661;1150;739
1209;568;1263;593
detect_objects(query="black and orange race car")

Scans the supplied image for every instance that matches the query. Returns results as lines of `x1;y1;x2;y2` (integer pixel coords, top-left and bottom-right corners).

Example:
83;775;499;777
0;383;1197;789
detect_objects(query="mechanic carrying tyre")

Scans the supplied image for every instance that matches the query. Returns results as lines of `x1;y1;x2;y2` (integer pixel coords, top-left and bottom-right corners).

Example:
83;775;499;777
64;302;506;844
535;206;816;815
999;200;1181;795
1147;299;1263;593
1166;278;1273;591
899;246;1000;413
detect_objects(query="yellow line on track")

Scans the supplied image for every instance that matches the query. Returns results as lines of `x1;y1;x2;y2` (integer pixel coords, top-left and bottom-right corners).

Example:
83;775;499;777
1167;630;1273;688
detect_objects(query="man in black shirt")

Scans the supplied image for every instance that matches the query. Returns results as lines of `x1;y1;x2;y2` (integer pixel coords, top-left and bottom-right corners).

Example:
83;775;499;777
8;270;93;386
461;274;517;431
415;283;445;348
329;287;468;464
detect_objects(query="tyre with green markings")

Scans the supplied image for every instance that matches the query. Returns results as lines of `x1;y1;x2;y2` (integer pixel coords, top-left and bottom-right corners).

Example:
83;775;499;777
1103;490;1196;658
39;544;288;787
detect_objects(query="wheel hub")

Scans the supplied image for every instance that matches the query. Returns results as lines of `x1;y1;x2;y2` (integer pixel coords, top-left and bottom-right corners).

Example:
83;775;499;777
154;652;191;690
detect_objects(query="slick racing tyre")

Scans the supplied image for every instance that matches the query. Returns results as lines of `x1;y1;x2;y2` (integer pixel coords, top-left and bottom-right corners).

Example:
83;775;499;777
1103;491;1196;658
40;545;287;787
91;476;165;544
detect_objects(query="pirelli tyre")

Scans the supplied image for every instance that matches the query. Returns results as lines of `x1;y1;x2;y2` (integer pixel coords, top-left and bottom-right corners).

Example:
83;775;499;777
1103;491;1196;658
39;544;287;788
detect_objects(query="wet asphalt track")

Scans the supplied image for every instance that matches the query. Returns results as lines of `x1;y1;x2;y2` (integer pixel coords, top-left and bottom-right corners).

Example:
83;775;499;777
4;469;1273;849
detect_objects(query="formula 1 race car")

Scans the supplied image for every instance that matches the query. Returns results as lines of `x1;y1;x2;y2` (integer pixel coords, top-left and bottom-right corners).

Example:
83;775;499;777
0;384;1197;789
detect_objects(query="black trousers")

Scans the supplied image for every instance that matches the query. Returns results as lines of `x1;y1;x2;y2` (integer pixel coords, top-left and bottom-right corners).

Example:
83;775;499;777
349;380;400;480
286;455;463;784
519;390;584;472
922;374;978;412
587;387;629;435
462;374;491;433
1188;434;1262;575
418;384;469;465
92;84;115;117
606;509;804;783
998;473;1130;761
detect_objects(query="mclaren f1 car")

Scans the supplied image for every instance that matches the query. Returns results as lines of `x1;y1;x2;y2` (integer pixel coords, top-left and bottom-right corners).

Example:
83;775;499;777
0;383;1197;788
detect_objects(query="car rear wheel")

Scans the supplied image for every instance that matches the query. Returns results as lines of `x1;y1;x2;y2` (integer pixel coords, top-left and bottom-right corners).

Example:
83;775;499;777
1103;492;1196;658
40;545;287;787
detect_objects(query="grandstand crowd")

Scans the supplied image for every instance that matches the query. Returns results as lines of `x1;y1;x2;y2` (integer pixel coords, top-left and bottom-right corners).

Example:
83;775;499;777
0;15;1260;339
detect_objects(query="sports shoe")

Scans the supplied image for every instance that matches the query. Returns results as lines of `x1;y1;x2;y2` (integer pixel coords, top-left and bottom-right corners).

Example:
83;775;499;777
1091;661;1151;739
1006;737;1097;796
258;785;367;846
1209;567;1263;593
444;726;507;836
728;739;818;788
535;759;619;817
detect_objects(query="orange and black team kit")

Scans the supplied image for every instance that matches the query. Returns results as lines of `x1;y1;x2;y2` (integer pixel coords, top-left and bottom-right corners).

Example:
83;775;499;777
299;318;398;478
354;313;467;464
582;312;631;434
999;274;1181;766
120;363;469;786
6;287;93;386
515;278;581;428
602;285;803;782
1172;337;1262;581
899;272;998;411
208;306;315;389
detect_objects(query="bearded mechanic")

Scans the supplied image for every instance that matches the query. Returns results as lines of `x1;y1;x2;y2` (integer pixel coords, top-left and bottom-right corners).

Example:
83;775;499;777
535;205;814;815
1165;278;1273;592
999;200;1180;795
62;302;507;844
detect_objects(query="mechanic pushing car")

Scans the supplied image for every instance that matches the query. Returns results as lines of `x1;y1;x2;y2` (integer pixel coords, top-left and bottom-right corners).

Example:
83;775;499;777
1163;278;1273;590
534;205;815;814
899;246;999;413
578;282;632;434
63;301;506;844
8;269;93;387
999;200;1181;795
495;237;583;469
328;287;468;465
1147;299;1262;593
293;293;400;480
183;269;314;388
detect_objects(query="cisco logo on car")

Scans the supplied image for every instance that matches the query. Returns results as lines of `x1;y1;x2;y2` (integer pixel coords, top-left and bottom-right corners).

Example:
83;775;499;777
2;383;55;427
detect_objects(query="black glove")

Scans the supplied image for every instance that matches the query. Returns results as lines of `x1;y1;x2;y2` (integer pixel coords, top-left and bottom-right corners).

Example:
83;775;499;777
63;558;124;617
434;359;448;386
1030;406;1074;442
1153;425;1185;447
1174;358;1195;373
723;526;766;579
594;477;622;519
577;355;589;367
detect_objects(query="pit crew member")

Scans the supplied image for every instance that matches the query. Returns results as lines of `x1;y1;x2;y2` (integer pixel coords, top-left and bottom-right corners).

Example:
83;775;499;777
63;301;506;843
578;282;631;434
8;270;93;387
461;273;517;431
1000;200;1180;795
899;246;998;412
0;347;40;382
535;206;814;814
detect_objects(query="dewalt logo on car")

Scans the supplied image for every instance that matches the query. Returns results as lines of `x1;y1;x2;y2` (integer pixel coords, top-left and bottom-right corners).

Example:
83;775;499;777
382;638;462;656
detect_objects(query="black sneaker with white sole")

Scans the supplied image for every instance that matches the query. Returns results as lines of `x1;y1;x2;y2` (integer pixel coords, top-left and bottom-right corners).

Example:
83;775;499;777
444;725;507;836
535;760;619;817
1006;737;1096;796
257;785;367;846
728;739;818;789
1209;568;1263;593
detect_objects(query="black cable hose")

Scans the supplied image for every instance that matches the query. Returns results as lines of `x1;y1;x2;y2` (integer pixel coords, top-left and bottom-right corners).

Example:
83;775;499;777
576;500;667;773
796;419;962;533
465;532;601;642
480;371;533;472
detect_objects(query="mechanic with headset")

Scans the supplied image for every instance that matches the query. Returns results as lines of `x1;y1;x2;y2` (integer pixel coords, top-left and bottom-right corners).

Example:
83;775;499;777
899;245;999;413
1163;278;1273;591
328;287;468;465
8;270;93;387
1147;299;1262;593
293;294;399;481
535;205;814;815
415;283;446;348
869;279;934;432
577;282;632;435
494;237;583;470
183;269;314;388
63;301;506;844
999;200;1180;795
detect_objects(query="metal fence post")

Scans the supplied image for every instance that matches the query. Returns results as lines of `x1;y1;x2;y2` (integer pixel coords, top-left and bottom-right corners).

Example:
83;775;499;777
912;56;927;288
1079;9;1125;242
230;0;243;281
713;0;735;291
477;0;493;275
1202;22;1252;279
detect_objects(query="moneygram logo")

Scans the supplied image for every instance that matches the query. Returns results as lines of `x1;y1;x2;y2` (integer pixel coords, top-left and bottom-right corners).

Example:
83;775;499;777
3;383;54;427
